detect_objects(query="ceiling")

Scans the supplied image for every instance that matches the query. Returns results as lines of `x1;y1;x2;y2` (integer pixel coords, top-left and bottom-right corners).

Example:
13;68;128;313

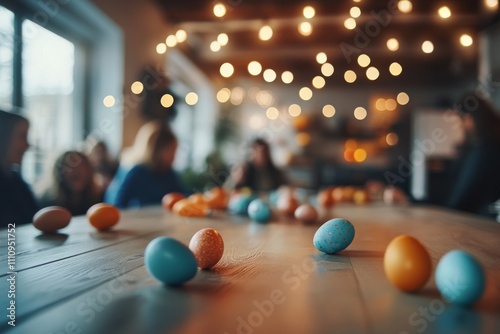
154;0;499;86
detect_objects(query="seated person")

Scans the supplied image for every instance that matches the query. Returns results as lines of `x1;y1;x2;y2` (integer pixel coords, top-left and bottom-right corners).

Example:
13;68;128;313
447;92;500;216
229;138;287;192
106;121;186;208
0;110;38;227
83;136;118;193
38;151;102;216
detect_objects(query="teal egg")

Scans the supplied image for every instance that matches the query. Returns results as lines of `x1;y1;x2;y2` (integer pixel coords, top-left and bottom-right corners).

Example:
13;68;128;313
436;250;485;306
313;218;355;254
228;195;256;216
248;199;271;223
144;237;198;285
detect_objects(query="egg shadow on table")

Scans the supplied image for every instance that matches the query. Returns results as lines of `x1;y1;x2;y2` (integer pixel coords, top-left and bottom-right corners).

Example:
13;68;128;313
35;233;69;246
340;249;385;258
313;253;352;272
430;304;483;334
88;229;139;240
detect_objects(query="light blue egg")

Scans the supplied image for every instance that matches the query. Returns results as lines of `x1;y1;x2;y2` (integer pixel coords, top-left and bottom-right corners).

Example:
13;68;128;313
144;237;198;285
248;199;271;223
313;218;355;254
269;190;280;207
435;250;485;306
229;195;256;216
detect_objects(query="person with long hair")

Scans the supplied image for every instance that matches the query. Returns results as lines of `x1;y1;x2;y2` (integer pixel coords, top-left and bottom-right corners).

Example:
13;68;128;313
83;136;118;193
230;138;287;192
38;151;102;215
106;121;186;208
0;110;38;227
447;92;500;216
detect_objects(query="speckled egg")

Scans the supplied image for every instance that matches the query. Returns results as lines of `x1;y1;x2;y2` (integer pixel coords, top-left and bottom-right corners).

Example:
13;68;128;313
436;250;485;306
145;237;198;285
294;204;318;224
248;199;272;223
33;206;72;233
313;218;355;254
189;228;224;269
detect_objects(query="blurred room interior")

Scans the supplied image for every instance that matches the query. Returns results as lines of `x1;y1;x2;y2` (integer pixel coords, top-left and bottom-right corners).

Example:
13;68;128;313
1;0;500;220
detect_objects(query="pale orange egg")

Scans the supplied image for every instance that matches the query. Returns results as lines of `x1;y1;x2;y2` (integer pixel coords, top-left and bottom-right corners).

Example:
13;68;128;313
162;192;185;211
204;187;229;210
33;206;72;233
294;204;318;224
172;199;208;217
189;228;224;269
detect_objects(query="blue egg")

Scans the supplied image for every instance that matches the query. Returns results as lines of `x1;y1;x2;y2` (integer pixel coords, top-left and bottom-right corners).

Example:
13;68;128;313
247;199;271;223
269;190;280;207
313;218;355;254
228;195;256;216
144;237;198;285
435;250;485;306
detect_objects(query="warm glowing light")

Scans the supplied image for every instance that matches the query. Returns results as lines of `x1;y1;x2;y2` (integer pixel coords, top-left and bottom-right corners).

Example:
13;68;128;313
259;25;273;41
248;61;262;76
438;6;451;19
386;133;399;146
210;41;221;52
316;52;327;64
344;70;357;83
299;87;313;101
256;90;274;107
357;54;371;67
345;139;358;150
220;62;234;78
397;92;410;105
161;94;174;108
185;92;198;106
303;6;316;19
216;88;231;103
344;18;357;30
389;62;403;76
231;87;245;105
288;104;302;117
354;107;367;120
460;34;473;47
263;69;277;82
387;38;399;51
312;76;326;89
296;132;311;147
175;30;187;43
366;67;379;80
422;40;434;54
166;35;177;47
398;0;413;13
350;6;361;18
376;98;386;111
321;63;334;77
213;3;226;17
266;107;279;120
217;33;229;46
131;81;143;95
103;95;115;108
385;98;397;111
156;43;167;54
354;148;367;162
282;71;294;84
298;22;313;36
485;0;499;9
322;105;336;118
344;150;355;163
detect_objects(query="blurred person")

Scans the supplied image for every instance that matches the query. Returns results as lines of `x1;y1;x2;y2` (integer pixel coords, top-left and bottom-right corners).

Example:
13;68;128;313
83;136;118;193
105;121;186;208
447;92;500;216
229;138;287;192
38;151;102;215
0;110;38;227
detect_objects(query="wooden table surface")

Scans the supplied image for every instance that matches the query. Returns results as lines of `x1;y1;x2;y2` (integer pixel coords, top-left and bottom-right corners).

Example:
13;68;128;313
1;204;499;334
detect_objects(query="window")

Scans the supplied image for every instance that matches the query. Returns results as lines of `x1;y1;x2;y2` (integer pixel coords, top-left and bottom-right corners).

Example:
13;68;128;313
0;6;14;109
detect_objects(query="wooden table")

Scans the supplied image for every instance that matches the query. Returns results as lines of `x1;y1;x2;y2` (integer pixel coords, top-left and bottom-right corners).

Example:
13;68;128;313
1;204;499;334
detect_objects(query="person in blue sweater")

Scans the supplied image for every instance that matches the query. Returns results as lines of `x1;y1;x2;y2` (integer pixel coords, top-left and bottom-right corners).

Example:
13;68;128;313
106;121;186;208
0;110;38;228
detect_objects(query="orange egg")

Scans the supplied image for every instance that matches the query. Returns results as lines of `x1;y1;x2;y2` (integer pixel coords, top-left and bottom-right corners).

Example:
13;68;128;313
318;188;334;208
204;187;229;210
189;228;224;269
384;235;432;292
162;192;185;211
87;203;120;230
277;195;299;216
172;199;207;217
188;193;208;205
353;189;370;205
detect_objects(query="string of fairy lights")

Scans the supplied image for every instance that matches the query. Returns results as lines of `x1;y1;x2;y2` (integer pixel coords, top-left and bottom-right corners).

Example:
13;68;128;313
101;0;498;161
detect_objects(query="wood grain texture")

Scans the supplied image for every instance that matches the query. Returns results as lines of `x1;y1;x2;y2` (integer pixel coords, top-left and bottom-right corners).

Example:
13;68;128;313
2;204;499;334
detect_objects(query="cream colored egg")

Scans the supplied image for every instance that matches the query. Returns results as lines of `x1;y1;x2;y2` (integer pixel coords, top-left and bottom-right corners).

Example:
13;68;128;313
33;206;72;233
